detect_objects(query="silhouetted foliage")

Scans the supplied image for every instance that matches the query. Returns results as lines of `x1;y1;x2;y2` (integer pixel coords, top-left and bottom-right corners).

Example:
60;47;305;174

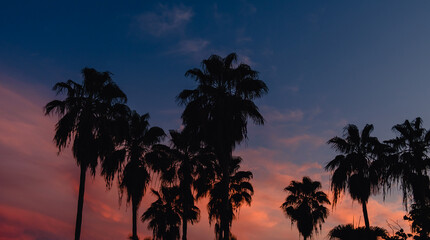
142;187;181;240
146;130;216;240
44;68;128;240
105;111;165;240
281;176;330;240
328;224;387;240
326;124;385;230
403;203;430;239
208;156;254;239
384;117;430;208
177;52;267;240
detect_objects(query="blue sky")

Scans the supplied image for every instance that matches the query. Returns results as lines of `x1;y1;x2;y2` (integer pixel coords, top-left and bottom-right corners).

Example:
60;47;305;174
1;1;430;239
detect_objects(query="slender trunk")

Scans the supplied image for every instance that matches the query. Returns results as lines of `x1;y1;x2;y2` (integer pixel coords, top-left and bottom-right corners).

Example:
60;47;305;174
182;212;187;240
221;152;231;240
362;201;370;230
75;165;87;240
132;198;138;240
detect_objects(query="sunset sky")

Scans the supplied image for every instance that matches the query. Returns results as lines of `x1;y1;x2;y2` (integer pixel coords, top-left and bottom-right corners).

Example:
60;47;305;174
2;1;430;239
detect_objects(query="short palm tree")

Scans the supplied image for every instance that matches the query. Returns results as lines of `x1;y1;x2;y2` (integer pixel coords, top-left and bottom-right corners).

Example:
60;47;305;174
328;224;387;240
147;130;216;240
281;176;330;240
207;156;254;239
142;186;182;240
112;111;165;240
325;124;383;230
44;68;128;240
178;53;268;240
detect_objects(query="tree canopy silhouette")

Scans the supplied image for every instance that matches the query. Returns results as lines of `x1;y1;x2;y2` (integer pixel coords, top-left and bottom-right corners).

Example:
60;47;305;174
328;224;387;240
142;186;182;240
44;68;128;240
208;156;254;239
177;52;267;240
146;130;216;240
104;111;165;240
326;124;384;230
281;176;330;240
384;117;430;208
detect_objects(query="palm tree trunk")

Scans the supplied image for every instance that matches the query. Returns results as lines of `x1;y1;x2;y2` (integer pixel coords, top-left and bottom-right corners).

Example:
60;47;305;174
75;165;87;240
132;198;138;240
182;212;187;240
215;145;230;240
362;201;370;230
221;153;231;240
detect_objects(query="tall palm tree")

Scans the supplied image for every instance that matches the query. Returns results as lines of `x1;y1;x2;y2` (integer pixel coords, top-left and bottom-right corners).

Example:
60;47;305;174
142;186;182;240
177;53;268;240
328;224;387;240
384;117;430;208
207;156;254;239
281;176;330;240
108;111;165;240
325;124;383;230
44;68;128;240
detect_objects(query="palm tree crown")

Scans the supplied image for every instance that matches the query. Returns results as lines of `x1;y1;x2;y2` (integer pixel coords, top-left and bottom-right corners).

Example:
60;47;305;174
281;176;330;240
384;117;430;207
142;186;182;240
328;224;387;240
44;68;128;240
147;130;216;240
177;52;267;240
112;111;165;240
208;156;254;239
325;124;383;229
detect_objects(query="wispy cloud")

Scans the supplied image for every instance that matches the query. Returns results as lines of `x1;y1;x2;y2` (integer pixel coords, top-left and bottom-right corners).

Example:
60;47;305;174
136;5;193;37
262;107;304;123
174;39;210;54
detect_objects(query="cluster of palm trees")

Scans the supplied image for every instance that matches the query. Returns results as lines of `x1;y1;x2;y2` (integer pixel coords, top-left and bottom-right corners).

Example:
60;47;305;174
45;53;268;240
44;54;430;240
281;120;430;240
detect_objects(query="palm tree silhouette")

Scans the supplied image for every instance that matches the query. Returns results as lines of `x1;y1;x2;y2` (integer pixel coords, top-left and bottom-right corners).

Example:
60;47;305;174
325;124;383;230
142;186;182;240
177;53;268;240
147;130;216;240
208;156;254;239
384;117;430;208
281;176;330;240
114;111;165;240
44;68;128;240
328;224;387;240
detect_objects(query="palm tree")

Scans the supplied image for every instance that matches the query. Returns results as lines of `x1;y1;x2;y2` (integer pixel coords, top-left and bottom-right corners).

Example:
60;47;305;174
110;111;165;240
281;176;330;240
147;130;216;240
44;68;128;240
177;53;268;240
328;224;387;240
207;156;254;239
325;124;383;230
384;117;430;208
142;186;182;240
